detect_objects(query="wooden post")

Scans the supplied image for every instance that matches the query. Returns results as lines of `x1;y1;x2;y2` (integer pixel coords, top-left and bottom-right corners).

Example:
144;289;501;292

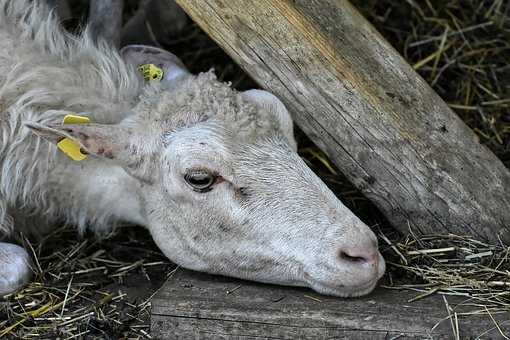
151;269;509;339
174;0;510;244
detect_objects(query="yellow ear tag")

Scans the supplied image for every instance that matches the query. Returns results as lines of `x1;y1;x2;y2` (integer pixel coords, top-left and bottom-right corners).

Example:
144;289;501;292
138;63;164;81
57;114;90;161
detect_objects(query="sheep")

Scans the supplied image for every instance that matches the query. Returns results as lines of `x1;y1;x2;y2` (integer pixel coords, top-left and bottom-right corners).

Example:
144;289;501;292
0;0;385;297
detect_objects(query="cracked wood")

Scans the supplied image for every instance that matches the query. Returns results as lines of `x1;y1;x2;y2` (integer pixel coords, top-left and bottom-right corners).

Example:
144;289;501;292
151;269;509;339
174;0;510;243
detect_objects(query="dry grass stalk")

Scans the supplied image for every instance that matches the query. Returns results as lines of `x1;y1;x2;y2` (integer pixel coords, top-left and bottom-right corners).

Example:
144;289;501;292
0;227;172;339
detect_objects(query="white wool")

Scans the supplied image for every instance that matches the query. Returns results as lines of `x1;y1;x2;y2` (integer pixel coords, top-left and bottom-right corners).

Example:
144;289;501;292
0;0;141;234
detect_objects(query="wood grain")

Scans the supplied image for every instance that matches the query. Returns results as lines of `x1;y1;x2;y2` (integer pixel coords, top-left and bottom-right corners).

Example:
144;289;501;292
151;269;510;339
174;0;510;243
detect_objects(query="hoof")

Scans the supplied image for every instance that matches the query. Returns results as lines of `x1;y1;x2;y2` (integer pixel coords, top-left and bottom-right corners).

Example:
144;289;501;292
0;242;32;296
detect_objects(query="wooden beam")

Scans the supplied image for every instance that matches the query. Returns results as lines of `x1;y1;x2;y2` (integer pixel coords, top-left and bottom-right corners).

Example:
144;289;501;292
151;269;509;339
174;0;510;244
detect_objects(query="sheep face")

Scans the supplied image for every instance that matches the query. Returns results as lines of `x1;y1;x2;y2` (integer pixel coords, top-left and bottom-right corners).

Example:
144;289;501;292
27;45;385;297
145;121;385;297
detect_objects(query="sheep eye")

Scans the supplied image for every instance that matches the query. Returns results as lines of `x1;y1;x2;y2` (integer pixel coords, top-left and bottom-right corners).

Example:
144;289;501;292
184;169;216;192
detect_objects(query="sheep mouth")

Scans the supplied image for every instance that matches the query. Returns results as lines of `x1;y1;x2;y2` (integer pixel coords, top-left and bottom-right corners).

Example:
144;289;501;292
308;277;380;298
302;254;386;297
303;268;382;298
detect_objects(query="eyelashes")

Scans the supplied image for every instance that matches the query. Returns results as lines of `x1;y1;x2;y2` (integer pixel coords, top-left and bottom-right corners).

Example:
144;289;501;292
184;168;217;193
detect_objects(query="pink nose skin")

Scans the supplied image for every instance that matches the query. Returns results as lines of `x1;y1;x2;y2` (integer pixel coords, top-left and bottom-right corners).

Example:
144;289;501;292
338;248;379;268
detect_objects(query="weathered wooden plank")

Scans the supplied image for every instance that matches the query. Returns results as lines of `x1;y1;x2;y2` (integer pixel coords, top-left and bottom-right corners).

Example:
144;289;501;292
151;269;509;339
174;0;510;244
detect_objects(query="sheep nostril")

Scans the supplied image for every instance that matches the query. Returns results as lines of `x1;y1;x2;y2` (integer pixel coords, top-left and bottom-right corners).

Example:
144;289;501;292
338;250;378;267
339;251;367;264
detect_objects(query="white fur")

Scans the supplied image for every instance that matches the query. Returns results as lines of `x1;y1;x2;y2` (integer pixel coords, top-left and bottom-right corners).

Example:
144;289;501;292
0;0;140;234
0;0;385;297
0;242;31;296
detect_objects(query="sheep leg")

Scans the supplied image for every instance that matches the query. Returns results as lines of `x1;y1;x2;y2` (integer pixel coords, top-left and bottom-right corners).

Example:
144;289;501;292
46;0;72;21
0;242;32;296
88;0;124;48
120;0;188;47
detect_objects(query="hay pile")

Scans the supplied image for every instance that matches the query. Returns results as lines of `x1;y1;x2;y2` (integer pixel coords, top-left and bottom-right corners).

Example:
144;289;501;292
1;0;509;338
0;227;173;339
381;231;509;307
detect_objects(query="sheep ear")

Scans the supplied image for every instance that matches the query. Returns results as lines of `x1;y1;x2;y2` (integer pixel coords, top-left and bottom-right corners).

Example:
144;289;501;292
25;121;155;182
120;44;190;87
242;89;297;151
25;122;137;162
